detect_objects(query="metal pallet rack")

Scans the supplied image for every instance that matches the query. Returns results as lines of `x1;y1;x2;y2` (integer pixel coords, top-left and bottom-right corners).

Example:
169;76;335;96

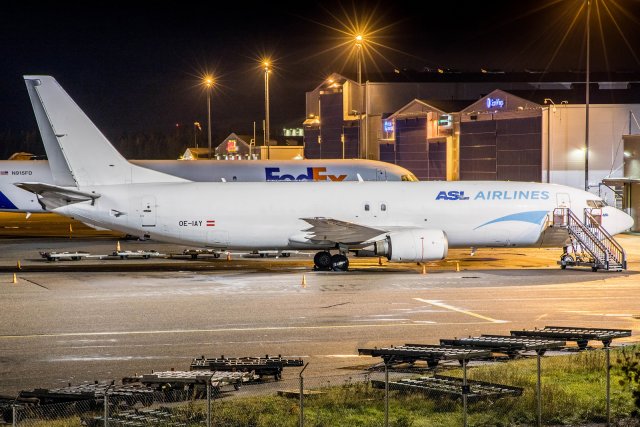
371;375;523;403
436;335;566;357
358;345;491;368
510;326;632;349
190;355;304;380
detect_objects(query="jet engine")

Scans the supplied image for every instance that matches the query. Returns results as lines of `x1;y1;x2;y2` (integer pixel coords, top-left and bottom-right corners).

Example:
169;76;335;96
358;229;448;262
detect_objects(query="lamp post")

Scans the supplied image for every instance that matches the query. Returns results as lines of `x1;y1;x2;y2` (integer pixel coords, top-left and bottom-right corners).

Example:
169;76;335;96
263;61;271;160
355;34;364;159
544;99;555;184
203;76;214;160
584;0;591;191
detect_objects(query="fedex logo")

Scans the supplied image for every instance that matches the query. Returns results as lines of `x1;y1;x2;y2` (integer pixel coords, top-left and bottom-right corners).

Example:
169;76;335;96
266;167;347;182
435;191;469;201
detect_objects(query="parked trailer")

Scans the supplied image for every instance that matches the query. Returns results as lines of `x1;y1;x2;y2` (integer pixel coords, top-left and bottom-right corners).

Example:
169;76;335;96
190;355;304;380
182;248;222;259
1;382;156;423
39;251;90;261
110;250;163;259
122;370;253;399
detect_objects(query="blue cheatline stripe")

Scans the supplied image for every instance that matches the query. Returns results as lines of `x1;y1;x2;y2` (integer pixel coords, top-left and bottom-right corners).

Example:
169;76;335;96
474;210;549;230
0;190;18;210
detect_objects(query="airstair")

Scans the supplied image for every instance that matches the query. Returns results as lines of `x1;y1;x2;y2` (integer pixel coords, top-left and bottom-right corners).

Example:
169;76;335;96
553;208;627;272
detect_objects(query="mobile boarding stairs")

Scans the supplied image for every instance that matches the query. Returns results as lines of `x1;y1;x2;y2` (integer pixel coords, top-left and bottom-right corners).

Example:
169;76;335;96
551;208;626;272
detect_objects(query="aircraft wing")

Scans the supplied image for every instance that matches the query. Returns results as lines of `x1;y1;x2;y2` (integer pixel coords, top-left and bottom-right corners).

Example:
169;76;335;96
14;182;100;210
301;217;386;244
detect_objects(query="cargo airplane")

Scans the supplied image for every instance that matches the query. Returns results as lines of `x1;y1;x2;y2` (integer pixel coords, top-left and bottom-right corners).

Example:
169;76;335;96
16;76;634;271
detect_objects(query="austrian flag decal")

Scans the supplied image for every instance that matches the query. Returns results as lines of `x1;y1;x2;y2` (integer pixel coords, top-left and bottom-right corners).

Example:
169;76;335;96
206;220;216;227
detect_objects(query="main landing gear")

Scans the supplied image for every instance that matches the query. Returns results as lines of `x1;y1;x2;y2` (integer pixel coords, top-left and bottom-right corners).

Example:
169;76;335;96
313;251;349;271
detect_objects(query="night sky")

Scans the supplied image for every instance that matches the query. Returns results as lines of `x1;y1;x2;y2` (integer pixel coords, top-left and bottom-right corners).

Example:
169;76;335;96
2;1;639;144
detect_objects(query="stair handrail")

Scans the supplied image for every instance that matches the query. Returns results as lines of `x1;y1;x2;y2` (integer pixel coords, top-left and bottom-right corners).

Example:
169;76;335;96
553;208;610;266
584;209;627;269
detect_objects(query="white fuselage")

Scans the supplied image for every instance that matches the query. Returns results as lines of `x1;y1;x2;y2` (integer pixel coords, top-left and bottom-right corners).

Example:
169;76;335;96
54;181;633;251
0;159;416;213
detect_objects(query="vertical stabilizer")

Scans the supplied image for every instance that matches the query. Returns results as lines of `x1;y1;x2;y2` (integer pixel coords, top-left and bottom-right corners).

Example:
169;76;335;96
23;76;187;187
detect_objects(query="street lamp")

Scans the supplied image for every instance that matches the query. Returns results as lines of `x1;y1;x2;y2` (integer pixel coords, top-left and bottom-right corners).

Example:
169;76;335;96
355;34;364;159
263;61;271;160
203;76;214;159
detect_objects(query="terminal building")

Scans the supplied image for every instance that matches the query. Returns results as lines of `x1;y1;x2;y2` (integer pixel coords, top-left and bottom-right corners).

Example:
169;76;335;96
303;71;640;228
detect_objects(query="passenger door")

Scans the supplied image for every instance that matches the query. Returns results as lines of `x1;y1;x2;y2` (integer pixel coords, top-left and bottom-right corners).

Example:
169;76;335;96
556;193;571;208
141;197;156;227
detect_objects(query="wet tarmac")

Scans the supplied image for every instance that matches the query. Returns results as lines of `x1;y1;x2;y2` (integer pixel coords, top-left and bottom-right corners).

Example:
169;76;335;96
0;236;639;395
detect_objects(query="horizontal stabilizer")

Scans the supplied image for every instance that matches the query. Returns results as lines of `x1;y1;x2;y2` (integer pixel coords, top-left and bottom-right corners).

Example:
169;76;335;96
301;217;386;244
15;182;100;210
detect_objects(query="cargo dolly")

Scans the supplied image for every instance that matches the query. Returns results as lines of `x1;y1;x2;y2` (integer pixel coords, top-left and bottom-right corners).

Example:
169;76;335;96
436;335;566;358
122;370;252;399
15;381;155;406
181;248;221;259
358;345;491;369
2;382;156;423
190;355;304;380
82;407;188;427
510;326;632;350
39;251;90;261
371;375;523;403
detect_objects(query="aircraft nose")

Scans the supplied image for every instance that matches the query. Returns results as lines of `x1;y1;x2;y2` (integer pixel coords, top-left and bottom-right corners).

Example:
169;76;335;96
619;210;635;233
605;208;634;235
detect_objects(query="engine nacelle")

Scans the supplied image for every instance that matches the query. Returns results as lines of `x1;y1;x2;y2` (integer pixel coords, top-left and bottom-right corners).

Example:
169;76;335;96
361;229;448;262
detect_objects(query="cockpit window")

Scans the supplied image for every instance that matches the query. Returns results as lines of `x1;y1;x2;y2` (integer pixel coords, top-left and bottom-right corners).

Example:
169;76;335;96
586;200;606;208
401;174;418;182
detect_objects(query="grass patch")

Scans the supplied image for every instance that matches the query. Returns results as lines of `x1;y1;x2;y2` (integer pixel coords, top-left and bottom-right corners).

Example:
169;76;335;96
14;346;640;426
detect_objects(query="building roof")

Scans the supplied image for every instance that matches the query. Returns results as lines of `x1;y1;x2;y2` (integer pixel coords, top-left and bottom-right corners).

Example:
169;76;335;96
423;99;475;113
507;85;640;105
339;70;640;84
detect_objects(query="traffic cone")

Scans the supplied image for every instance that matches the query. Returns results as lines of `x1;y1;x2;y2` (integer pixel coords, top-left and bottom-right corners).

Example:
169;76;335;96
17;260;21;270
12;273;17;284
301;274;307;288
456;262;460;272
226;252;231;261
116;241;121;252
421;264;426;275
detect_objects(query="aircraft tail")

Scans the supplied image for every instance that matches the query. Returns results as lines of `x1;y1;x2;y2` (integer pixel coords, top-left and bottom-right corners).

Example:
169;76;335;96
23;76;187;187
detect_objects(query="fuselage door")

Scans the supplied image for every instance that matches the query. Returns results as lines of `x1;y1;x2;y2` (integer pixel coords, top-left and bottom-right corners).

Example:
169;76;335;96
376;169;386;181
141;197;156;227
556;193;571;208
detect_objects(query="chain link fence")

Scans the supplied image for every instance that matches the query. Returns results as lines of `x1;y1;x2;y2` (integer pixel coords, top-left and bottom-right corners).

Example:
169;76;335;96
6;345;640;426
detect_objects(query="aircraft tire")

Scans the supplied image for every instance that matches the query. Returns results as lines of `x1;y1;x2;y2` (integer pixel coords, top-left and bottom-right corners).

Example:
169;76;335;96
313;251;332;270
331;254;349;271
